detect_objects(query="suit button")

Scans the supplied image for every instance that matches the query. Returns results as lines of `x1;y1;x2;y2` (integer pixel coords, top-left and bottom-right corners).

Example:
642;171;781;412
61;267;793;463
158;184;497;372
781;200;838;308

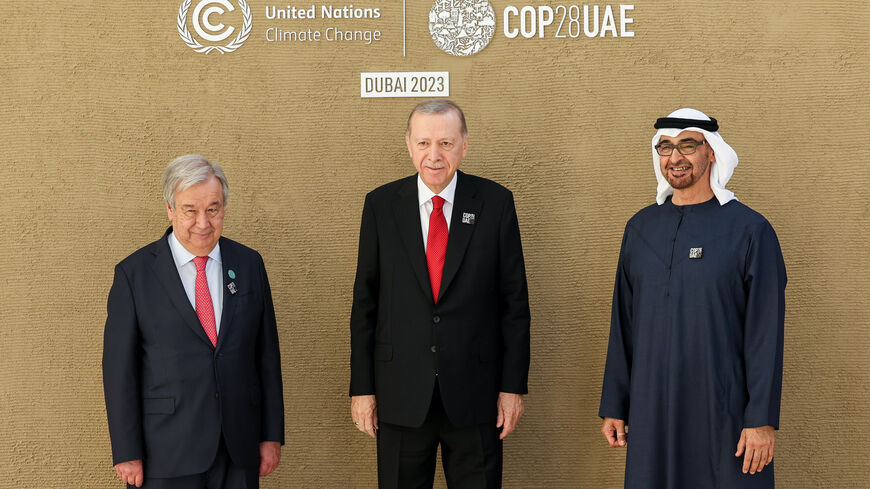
430;345;437;353
214;393;220;399
432;315;440;324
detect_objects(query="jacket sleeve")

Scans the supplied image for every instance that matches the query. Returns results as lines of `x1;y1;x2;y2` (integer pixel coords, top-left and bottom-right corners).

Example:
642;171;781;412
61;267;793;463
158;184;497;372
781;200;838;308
497;192;531;394
256;254;285;443
742;221;787;429
599;225;634;420
349;194;380;396
102;264;144;465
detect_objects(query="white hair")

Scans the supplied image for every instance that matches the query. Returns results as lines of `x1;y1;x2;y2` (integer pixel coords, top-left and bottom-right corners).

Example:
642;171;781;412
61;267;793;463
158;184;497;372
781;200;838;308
407;99;468;136
162;154;229;210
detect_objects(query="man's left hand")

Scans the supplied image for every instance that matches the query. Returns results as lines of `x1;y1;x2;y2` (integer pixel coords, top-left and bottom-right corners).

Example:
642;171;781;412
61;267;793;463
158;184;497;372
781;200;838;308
496;392;524;440
735;425;775;475
258;441;281;477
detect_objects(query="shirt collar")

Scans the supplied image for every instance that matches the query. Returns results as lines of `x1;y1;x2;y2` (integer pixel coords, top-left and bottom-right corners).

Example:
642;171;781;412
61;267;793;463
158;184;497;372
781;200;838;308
417;171;458;207
168;229;222;268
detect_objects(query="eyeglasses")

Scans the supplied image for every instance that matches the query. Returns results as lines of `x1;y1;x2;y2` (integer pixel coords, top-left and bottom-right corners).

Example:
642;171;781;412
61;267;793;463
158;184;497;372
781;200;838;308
655;139;706;156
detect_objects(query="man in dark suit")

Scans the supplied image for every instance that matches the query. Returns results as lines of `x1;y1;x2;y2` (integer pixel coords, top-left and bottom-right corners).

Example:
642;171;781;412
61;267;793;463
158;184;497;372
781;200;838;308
349;100;531;488
103;155;284;488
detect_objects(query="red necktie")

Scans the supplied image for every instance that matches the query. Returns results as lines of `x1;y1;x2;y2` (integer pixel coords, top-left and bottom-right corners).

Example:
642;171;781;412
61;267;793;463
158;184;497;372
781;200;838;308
426;196;449;303
193;256;218;347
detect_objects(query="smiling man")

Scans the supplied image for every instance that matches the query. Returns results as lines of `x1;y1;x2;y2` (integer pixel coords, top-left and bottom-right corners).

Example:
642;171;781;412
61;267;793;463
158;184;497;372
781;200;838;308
349;100;531;488
103;155;284;488
599;109;787;488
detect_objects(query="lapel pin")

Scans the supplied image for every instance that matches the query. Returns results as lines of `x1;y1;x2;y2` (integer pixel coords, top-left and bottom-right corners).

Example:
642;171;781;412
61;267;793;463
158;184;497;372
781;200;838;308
461;212;475;225
228;269;236;279
227;282;238;295
689;247;703;259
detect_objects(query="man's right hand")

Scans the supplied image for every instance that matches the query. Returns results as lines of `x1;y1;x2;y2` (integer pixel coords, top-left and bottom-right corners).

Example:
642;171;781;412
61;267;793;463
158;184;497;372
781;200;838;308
601;417;627;447
114;459;143;487
350;395;378;438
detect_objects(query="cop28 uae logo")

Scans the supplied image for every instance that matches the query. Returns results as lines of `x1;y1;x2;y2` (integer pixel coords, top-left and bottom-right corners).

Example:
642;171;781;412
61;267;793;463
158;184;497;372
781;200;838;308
177;0;252;54
428;0;496;56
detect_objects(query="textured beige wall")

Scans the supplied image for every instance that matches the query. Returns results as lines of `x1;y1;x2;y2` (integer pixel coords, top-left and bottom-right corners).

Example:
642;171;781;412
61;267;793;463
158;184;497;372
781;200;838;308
1;0;868;487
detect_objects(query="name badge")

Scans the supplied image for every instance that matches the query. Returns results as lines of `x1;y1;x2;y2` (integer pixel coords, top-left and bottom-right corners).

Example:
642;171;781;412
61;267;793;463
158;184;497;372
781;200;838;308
461;212;475;225
689;247;703;259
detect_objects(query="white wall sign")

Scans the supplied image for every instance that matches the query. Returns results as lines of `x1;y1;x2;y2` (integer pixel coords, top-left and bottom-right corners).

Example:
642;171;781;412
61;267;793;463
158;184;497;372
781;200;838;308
361;72;450;98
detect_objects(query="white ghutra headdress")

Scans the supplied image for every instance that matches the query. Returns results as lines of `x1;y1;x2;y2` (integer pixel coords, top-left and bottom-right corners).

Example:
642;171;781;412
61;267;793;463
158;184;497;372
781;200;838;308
651;108;739;206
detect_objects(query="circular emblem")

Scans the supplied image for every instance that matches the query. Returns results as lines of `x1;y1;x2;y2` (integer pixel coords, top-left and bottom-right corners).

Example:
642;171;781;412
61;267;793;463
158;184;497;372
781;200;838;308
428;0;496;57
177;0;252;54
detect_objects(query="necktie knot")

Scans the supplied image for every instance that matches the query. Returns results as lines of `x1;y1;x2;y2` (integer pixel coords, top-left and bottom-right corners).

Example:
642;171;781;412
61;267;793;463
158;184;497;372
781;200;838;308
194;256;208;272
432;195;445;211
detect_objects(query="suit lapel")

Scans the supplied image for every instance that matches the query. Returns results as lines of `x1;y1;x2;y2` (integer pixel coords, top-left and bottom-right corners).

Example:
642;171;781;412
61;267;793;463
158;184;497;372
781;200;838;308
439;172;480;301
216;238;237;352
393;177;434;301
151;231;215;349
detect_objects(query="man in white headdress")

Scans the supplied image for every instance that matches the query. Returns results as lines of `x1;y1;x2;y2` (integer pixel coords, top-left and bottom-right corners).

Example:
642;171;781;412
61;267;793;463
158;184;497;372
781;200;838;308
598;109;787;488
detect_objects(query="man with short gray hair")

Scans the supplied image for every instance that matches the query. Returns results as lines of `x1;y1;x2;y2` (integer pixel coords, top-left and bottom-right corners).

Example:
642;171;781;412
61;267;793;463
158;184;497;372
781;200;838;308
103;154;284;488
350;100;531;488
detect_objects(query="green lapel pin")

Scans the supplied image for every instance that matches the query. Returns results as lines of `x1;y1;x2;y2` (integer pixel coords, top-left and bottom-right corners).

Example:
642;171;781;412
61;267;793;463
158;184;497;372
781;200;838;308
228;270;236;279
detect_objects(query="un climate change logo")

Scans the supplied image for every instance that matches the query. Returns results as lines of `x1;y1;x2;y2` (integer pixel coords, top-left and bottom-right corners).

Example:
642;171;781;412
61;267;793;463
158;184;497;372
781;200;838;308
177;0;252;54
429;0;496;56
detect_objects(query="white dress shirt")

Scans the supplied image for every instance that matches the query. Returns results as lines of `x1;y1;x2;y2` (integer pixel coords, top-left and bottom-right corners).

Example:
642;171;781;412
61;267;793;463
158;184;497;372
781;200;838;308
417;172;458;252
168;232;224;334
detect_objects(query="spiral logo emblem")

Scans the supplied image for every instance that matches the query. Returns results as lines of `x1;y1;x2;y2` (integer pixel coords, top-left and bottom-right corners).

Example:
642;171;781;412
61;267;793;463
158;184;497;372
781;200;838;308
177;0;252;54
428;0;496;56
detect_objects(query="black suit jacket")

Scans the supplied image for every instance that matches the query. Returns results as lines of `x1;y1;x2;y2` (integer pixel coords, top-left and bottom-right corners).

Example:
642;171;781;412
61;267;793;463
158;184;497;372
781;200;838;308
103;228;284;478
349;172;531;428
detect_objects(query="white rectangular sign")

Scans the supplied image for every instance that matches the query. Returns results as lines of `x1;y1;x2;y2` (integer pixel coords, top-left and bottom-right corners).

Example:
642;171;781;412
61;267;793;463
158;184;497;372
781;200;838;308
360;72;449;98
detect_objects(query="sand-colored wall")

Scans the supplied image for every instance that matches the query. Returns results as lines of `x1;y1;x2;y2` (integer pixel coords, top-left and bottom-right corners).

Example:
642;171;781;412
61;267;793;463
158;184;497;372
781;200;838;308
1;1;868;487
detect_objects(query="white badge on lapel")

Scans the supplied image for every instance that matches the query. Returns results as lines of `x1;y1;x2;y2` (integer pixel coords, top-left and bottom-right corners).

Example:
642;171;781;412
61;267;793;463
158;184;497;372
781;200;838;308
461;212;475;225
227;269;238;294
689;247;703;259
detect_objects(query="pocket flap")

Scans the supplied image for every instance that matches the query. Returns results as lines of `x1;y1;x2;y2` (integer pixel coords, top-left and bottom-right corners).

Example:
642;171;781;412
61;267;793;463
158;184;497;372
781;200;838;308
374;344;392;361
143;397;175;414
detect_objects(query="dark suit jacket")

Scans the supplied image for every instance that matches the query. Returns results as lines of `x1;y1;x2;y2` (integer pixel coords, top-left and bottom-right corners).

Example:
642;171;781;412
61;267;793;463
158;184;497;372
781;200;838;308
349;171;531;428
103;228;284;478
